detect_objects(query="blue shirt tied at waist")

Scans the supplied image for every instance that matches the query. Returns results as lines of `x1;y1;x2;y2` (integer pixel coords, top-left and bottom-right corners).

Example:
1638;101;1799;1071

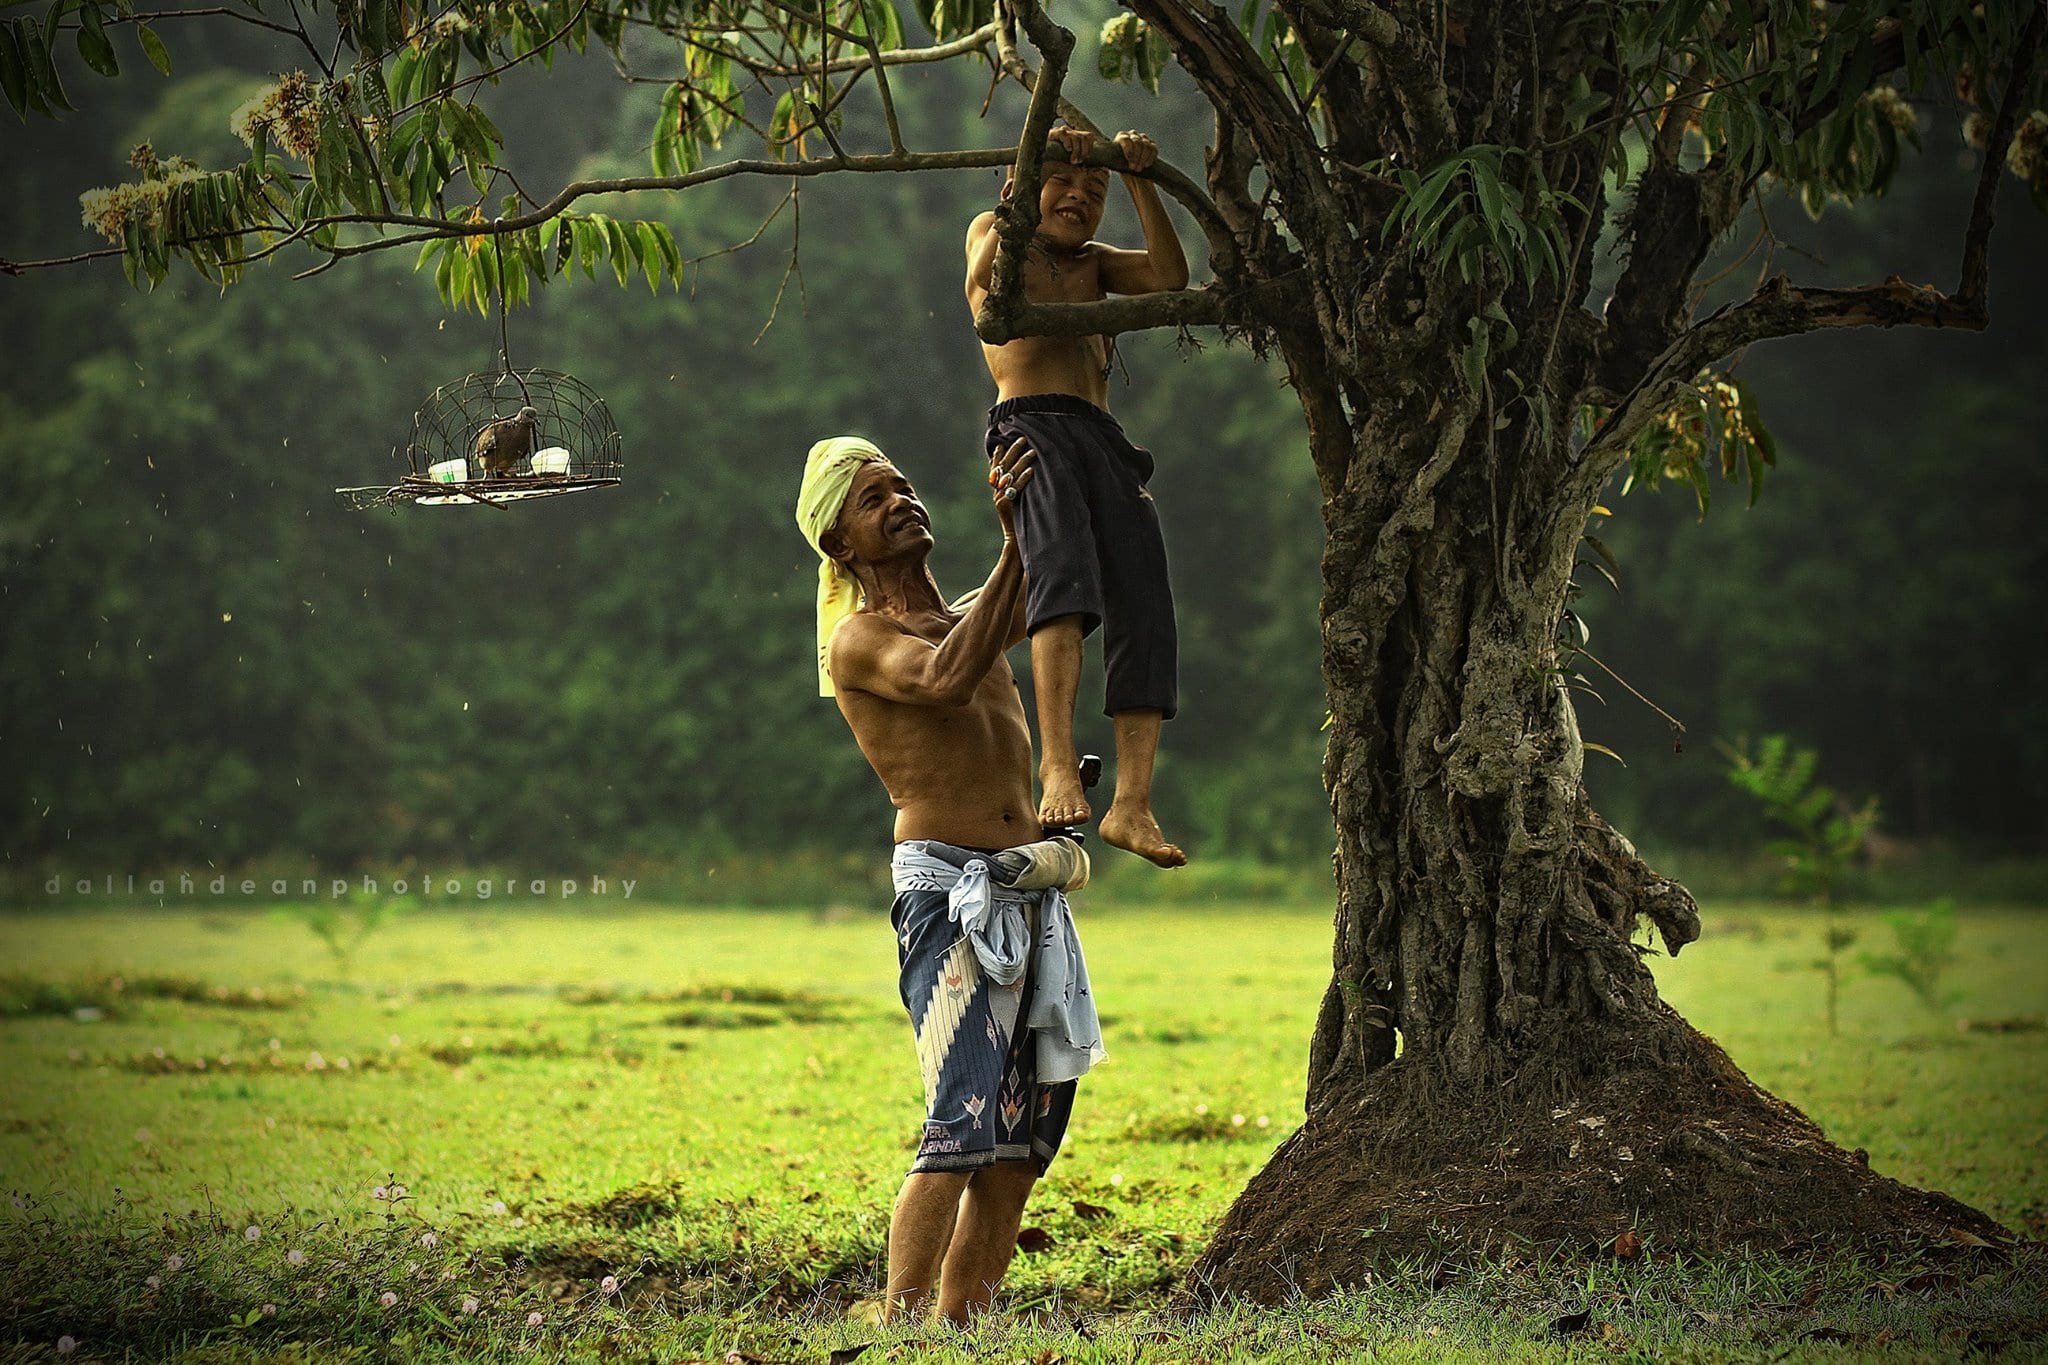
892;841;1107;1085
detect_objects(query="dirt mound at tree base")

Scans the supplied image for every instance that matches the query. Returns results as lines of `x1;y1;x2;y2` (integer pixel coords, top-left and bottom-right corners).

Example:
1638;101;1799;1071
1186;1013;2011;1305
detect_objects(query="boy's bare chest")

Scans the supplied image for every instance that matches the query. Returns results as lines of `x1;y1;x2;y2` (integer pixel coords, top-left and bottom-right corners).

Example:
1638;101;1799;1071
1023;249;1104;303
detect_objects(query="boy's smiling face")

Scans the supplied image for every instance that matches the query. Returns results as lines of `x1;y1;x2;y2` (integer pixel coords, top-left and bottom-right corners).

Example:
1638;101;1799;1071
1035;164;1109;249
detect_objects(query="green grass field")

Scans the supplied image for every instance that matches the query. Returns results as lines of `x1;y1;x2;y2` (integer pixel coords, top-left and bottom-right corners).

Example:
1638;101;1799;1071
2;896;2044;1361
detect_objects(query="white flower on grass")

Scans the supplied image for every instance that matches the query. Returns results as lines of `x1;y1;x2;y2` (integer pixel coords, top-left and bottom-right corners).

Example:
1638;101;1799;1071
600;1275;618;1296
1231;1113;1246;1126
245;1225;262;1242
391;1184;408;1199
1108;1172;1123;1186
1256;1115;1271;1129
372;1186;389;1201
380;1291;398;1308
287;1248;305;1266
389;1034;403;1048
145;1275;162;1290
488;1201;507;1216
164;1254;184;1272
1194;1103;1208;1115
56;1337;77;1355
461;1296;480;1316
527;1311;544;1327
261;1303;277;1317
420;1232;437;1249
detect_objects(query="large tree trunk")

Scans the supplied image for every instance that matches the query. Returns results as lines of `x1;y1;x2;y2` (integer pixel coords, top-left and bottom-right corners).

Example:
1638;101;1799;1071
1184;341;2004;1302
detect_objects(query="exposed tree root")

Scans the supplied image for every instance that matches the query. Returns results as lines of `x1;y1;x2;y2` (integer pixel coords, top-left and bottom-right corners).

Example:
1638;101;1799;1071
1185;1009;2007;1305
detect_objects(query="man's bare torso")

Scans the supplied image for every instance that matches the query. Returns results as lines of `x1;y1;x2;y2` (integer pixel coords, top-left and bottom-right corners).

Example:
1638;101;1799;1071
835;609;1039;849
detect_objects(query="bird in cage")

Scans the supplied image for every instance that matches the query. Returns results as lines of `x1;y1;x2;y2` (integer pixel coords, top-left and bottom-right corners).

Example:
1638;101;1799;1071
472;406;541;478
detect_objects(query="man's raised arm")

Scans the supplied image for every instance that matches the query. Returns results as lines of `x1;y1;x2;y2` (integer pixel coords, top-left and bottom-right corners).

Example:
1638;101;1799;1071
829;444;1037;707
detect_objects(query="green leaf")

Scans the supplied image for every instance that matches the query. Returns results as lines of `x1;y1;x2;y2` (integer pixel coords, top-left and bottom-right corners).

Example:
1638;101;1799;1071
135;20;170;74
1460;334;1487;394
1563;86;1608;130
1470;156;1505;236
20;16;71;111
603;216;631;285
1137;20;1168;94
75;2;119;77
1392;157;1461;238
633;220;664;292
1582;534;1620;582
769;89;797;159
0;23;31;116
855;0;903;51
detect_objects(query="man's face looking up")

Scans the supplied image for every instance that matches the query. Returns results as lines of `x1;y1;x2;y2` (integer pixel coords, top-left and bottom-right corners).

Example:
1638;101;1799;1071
827;460;932;568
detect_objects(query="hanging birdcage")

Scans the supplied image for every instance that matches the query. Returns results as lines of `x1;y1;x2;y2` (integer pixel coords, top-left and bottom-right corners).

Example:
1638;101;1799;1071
337;368;622;510
337;240;623;511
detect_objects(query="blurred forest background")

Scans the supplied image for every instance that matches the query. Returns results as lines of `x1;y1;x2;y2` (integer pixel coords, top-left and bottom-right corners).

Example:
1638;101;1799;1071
3;7;2044;894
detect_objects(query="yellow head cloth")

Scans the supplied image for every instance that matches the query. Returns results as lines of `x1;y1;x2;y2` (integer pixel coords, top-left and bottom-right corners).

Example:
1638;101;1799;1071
795;436;889;697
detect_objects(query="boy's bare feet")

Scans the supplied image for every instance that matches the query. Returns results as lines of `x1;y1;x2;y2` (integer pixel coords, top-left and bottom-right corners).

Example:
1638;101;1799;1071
1100;804;1187;868
1039;762;1092;828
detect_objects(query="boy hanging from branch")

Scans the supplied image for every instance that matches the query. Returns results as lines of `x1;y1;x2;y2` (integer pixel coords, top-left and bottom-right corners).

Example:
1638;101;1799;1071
965;123;1190;868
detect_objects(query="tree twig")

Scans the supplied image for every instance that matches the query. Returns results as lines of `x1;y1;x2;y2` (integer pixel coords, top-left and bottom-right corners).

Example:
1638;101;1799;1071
975;0;1072;343
1957;0;2041;306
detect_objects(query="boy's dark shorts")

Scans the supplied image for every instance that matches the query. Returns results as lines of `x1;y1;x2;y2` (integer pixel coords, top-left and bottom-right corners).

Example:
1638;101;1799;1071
893;884;1076;1174
985;394;1177;720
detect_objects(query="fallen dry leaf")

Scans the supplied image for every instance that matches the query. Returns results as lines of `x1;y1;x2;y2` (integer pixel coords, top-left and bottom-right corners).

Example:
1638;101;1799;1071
1072;1199;1111;1220
1549;1308;1593;1337
1015;1226;1055;1253
1611;1230;1643;1260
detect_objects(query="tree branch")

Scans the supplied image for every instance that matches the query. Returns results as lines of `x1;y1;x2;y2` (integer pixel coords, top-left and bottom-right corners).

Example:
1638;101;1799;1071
1302;0;1453;159
1127;0;1347;261
974;0;1072;343
993;3;1096;133
1957;0;2042;306
978;284;1217;341
107;7;306;39
1582;272;1990;491
976;276;1301;343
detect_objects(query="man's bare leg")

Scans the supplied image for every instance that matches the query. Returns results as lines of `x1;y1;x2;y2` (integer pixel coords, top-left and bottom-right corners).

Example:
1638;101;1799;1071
882;1171;971;1321
1100;709;1187;867
934;1161;1038;1324
1030;616;1090;827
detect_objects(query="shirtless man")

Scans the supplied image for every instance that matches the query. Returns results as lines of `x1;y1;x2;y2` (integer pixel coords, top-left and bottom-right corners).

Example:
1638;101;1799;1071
966;123;1190;869
795;435;1103;1324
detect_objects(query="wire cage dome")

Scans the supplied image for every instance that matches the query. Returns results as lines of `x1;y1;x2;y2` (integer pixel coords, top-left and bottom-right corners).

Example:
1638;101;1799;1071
338;366;623;511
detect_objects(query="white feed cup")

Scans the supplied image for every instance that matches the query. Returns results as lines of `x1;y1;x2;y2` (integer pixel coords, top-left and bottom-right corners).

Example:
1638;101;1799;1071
530;447;572;476
429;458;469;483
